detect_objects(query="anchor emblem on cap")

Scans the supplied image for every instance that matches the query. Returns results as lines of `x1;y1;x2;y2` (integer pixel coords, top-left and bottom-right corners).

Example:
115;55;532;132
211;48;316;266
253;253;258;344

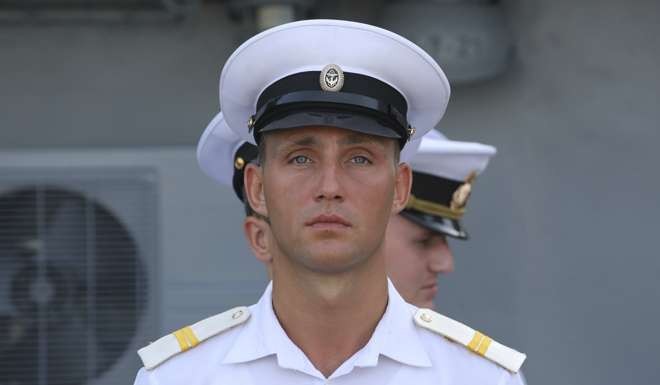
320;64;344;92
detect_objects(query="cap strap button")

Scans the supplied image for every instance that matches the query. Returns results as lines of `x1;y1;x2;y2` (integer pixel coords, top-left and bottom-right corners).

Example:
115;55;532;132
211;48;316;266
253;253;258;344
234;157;246;170
406;126;416;141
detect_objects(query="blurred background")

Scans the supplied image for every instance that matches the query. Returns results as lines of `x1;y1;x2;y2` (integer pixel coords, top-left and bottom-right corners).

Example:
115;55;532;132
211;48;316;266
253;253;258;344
0;0;658;384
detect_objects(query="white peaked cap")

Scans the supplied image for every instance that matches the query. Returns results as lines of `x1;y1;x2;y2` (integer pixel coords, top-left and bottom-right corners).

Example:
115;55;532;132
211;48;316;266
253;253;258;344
219;19;450;145
411;130;497;181
196;112;245;188
401;129;497;239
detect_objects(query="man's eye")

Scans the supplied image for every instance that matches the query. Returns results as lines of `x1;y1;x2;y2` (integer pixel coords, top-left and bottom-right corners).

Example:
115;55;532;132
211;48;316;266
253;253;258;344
415;239;430;248
291;155;311;164
414;237;435;249
350;156;371;165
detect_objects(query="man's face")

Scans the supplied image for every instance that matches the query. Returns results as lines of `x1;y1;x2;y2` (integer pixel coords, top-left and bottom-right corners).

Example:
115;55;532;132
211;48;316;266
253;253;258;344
246;126;411;274
384;215;455;308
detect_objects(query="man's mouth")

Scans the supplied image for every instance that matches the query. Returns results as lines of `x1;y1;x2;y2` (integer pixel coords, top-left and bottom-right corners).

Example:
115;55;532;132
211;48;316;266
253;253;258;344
421;281;438;292
305;214;352;229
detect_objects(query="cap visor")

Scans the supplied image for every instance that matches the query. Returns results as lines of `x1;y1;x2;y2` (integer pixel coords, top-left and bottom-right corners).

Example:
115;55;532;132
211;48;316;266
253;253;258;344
259;110;402;140
400;210;468;240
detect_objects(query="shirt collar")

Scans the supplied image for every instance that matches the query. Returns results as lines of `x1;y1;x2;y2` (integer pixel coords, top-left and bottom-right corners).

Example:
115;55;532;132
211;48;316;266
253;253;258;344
351;279;432;369
222;282;324;376
221;279;432;371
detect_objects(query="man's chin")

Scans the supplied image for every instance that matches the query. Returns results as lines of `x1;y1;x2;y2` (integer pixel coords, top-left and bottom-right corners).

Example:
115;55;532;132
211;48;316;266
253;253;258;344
414;292;437;309
415;300;435;309
299;247;365;274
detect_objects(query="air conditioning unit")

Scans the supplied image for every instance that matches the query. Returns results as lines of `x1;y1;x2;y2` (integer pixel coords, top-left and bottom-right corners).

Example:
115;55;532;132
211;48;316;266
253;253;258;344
0;147;268;385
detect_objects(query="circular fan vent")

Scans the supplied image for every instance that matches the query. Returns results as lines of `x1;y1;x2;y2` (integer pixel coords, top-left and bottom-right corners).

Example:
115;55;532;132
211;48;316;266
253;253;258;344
0;186;147;385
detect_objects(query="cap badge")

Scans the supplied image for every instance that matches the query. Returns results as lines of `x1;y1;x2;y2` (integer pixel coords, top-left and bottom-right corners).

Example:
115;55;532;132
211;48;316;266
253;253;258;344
450;171;478;211
320;64;344;92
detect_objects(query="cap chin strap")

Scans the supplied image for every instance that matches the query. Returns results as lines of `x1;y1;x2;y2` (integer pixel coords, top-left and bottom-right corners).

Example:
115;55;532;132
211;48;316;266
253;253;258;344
405;194;465;220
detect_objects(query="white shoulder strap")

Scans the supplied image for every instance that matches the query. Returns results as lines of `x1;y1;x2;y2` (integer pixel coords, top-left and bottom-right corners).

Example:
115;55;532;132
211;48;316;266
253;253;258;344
414;308;526;373
138;306;250;370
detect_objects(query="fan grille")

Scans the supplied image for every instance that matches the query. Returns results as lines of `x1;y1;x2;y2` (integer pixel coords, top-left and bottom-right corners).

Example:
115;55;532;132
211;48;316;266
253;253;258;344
0;185;150;385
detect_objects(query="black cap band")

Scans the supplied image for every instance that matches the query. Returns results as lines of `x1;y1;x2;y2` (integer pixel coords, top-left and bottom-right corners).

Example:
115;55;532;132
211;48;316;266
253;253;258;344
251;71;411;146
409;171;462;208
401;171;469;240
257;71;407;114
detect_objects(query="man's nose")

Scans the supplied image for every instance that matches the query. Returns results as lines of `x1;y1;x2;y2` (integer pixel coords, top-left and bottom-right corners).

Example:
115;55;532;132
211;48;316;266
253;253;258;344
315;162;344;202
429;240;455;274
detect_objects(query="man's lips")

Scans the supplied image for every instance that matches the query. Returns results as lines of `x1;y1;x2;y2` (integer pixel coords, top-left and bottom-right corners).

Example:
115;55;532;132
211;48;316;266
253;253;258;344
421;281;438;291
305;214;352;228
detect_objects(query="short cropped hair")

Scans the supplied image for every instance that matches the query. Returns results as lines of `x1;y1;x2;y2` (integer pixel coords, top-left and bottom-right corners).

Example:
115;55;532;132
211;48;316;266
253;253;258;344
242;186;269;222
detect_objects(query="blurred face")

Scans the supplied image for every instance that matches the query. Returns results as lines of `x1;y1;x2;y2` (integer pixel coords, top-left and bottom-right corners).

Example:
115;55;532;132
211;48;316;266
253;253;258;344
384;215;455;308
245;126;411;275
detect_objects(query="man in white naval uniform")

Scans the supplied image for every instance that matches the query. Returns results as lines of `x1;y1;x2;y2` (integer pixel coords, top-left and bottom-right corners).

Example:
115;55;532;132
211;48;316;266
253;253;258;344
382;129;497;309
134;19;526;385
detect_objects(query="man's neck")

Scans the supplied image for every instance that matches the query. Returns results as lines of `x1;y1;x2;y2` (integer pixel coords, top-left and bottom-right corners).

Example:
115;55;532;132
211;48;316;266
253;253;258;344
271;264;389;378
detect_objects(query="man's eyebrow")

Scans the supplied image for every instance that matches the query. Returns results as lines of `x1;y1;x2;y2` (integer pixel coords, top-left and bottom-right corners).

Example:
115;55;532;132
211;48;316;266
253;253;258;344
273;135;319;153
292;136;318;147
339;133;388;149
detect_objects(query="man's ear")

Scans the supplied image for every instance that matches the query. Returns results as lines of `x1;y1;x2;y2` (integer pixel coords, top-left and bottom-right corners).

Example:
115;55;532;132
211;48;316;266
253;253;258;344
243;216;272;264
392;162;412;215
244;163;269;218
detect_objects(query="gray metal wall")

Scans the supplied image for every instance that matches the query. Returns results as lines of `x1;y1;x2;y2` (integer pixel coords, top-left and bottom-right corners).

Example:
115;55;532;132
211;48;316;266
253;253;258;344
1;1;658;384
439;2;660;384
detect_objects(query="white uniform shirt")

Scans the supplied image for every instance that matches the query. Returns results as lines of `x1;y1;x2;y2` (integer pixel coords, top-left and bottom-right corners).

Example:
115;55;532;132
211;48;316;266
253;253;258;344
133;281;525;385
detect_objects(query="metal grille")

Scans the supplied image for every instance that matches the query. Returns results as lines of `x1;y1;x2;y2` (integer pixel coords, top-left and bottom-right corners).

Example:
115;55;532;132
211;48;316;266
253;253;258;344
0;170;157;385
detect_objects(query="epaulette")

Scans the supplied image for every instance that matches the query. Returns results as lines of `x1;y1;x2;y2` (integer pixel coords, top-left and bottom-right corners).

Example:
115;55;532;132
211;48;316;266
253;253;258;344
414;308;526;373
138;306;250;370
